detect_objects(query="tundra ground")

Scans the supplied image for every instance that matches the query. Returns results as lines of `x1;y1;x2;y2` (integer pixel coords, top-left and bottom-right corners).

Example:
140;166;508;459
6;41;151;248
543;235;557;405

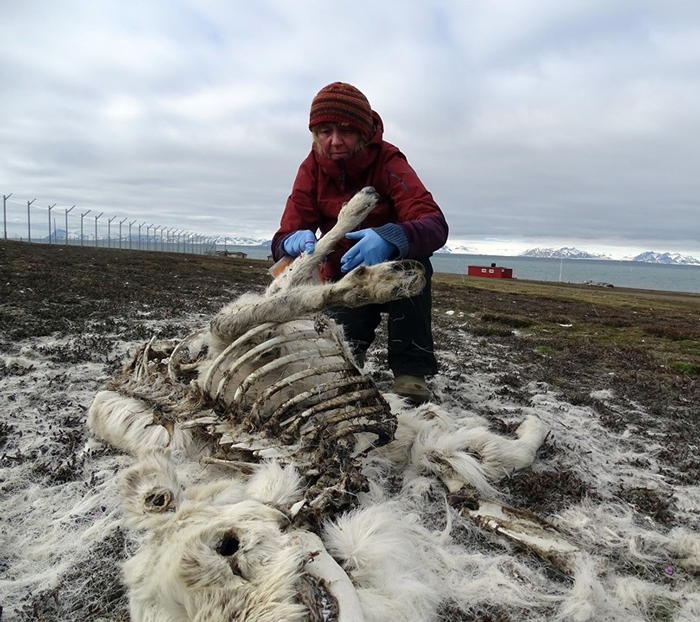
1;240;698;621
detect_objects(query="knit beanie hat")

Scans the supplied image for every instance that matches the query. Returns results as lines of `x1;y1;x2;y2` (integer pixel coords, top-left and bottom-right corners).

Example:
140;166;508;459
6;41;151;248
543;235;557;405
309;82;374;140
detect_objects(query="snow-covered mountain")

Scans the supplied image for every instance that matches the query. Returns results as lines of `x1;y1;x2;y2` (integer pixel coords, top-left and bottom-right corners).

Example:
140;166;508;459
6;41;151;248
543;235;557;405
520;247;611;260
221;236;271;247
435;244;476;254
42;228;68;241
630;251;700;265
520;247;700;265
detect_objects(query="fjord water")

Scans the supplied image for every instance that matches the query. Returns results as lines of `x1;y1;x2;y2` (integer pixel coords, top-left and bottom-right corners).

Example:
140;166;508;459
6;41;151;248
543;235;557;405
221;245;700;294
430;254;700;294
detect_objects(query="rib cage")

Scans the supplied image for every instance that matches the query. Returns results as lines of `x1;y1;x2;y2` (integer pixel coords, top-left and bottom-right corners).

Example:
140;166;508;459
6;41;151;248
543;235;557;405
88;187;413;523
163;312;396;523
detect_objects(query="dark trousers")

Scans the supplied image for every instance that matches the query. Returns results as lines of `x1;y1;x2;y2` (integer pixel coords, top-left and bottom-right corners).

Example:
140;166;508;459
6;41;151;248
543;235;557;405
327;258;438;377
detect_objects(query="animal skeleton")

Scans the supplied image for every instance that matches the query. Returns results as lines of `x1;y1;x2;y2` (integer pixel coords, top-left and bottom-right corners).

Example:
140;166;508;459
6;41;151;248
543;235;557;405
88;186;562;621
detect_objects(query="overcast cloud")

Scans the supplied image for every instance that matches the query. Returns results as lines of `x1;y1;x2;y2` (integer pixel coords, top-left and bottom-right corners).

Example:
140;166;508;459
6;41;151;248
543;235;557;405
2;0;699;257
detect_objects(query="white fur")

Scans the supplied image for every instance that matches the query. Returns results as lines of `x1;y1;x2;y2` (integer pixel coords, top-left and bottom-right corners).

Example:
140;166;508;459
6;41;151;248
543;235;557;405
88;187;560;621
120;449;183;531
450;414;549;481
88;390;193;455
124;499;307;622
380;405;547;496
115;409;553;622
323;504;443;622
209;261;425;352
245;461;304;509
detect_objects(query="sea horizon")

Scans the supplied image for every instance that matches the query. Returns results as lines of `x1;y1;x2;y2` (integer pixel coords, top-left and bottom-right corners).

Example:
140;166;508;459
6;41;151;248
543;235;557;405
217;244;700;295
430;253;700;294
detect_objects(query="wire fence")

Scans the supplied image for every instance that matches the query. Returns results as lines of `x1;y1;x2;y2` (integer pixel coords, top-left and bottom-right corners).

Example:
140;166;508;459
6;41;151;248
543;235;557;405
2;192;227;255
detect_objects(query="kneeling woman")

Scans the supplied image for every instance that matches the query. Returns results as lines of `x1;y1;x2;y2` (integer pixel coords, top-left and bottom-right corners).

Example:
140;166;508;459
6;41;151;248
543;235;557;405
271;82;448;404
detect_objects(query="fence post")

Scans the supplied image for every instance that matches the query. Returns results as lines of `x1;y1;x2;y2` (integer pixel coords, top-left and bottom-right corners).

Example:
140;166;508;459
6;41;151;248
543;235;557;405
3;193;12;240
64;205;75;245
94;213;103;247
128;220;136;249
107;215;116;248
80;209;91;246
27;199;36;242
47;204;56;243
119;218;127;249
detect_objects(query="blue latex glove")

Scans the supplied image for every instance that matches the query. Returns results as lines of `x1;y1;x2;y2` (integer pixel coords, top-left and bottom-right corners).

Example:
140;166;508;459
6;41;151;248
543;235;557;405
283;230;316;256
340;228;396;273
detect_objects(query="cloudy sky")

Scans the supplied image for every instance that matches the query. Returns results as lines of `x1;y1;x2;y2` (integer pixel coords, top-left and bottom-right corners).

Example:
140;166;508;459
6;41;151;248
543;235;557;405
2;0;699;258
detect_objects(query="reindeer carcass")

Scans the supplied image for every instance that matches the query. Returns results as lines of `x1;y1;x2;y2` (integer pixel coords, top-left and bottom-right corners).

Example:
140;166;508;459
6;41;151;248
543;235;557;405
88;187;558;622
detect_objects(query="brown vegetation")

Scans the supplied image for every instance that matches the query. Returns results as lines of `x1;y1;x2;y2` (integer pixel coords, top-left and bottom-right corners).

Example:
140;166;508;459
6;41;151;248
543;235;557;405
3;239;699;501
2;239;699;621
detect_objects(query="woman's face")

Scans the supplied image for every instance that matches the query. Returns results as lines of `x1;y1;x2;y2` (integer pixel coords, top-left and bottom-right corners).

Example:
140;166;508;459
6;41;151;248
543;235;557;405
314;123;361;160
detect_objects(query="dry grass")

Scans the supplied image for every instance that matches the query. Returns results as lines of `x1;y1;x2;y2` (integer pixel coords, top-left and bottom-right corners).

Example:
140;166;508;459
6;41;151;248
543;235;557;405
3;238;698;488
431;271;700;494
2;240;700;621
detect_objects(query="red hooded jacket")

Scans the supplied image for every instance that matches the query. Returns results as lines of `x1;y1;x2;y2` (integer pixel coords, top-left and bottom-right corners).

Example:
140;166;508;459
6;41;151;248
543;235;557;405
272;112;448;282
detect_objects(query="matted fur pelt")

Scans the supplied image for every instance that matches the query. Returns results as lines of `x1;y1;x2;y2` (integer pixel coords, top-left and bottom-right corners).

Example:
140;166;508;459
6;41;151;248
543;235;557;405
88;187;556;622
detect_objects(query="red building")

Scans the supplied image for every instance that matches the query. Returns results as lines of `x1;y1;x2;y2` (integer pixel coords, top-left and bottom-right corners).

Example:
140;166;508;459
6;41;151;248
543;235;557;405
467;263;513;279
